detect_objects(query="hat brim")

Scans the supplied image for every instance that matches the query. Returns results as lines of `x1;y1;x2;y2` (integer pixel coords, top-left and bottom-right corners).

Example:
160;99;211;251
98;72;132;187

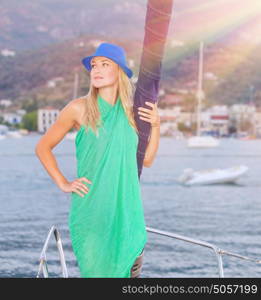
81;56;133;78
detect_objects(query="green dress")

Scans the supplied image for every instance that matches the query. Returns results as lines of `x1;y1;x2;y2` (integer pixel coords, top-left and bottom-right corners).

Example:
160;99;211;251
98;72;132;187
68;94;147;278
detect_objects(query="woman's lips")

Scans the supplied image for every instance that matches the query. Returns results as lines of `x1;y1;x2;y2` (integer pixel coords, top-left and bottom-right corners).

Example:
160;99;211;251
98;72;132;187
94;76;103;79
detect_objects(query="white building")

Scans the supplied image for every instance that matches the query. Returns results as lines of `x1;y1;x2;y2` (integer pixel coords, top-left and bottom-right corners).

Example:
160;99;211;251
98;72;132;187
204;72;218;81
74;41;85;48
128;59;135;68
229;104;256;116
0;124;8;134
158;107;182;122
170;39;184;48
187;105;229;135
2;113;23;125
36;25;48;33
16;109;26;116
88;39;105;48
206;105;229;135
1;49;16;57
254;111;261;137
0;99;12;107
47;77;64;88
38;106;60;133
229;104;256;132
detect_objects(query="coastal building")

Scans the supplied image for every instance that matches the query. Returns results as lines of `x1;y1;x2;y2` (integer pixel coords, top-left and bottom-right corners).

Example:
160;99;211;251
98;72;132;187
158;106;193;136
47;77;64;88
1;49;16;57
37;106;60;133
2;112;23;125
229;104;256;133
0;99;12;107
158;107;181;122
254;110;261;137
205;105;229;135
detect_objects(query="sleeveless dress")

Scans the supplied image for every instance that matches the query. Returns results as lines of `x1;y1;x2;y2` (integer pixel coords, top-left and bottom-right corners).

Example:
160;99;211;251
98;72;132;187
68;94;147;278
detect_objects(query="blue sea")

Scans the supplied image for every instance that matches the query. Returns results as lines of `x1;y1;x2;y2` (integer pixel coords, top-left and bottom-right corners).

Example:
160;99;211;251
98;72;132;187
0;134;261;278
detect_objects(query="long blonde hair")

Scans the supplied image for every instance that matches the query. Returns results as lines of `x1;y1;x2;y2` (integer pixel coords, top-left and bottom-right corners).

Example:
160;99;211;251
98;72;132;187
81;67;138;137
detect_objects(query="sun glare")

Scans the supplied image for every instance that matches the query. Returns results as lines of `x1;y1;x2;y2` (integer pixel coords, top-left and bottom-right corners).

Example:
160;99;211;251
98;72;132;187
253;0;261;11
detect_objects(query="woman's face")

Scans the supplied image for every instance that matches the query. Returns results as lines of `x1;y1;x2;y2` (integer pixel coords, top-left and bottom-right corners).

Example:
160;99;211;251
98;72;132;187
90;56;119;88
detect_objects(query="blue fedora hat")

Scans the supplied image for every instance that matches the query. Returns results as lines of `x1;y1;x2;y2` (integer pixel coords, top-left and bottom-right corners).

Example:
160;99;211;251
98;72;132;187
81;42;133;78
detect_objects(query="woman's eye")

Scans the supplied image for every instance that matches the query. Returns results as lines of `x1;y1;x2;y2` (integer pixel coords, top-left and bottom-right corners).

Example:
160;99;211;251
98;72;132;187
103;63;108;66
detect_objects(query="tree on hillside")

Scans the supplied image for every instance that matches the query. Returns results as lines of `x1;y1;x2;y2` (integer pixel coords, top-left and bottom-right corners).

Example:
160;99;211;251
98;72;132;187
21;97;38;113
22;111;37;131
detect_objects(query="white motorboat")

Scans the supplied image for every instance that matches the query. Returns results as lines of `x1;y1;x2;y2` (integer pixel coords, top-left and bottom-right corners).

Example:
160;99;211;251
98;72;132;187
177;165;249;186
187;136;220;148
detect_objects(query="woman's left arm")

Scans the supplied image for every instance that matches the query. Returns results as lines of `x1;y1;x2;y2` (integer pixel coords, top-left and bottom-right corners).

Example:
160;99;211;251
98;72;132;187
138;101;161;167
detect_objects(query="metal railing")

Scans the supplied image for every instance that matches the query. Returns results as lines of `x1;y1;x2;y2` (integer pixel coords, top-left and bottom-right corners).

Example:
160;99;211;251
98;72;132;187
36;225;261;278
146;227;261;277
36;226;68;278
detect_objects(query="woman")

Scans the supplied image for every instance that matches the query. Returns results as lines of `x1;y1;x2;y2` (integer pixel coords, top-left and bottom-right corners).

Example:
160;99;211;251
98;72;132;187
35;42;160;278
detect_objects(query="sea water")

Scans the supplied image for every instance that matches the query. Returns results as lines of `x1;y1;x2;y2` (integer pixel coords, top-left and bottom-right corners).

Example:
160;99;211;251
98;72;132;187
0;134;260;277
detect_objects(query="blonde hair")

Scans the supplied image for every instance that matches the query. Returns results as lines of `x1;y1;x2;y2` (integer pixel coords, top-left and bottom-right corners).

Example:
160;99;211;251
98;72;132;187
81;67;138;137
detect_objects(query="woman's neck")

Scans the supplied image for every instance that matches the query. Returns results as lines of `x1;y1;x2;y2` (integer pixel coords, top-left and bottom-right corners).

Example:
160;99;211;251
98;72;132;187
98;85;118;105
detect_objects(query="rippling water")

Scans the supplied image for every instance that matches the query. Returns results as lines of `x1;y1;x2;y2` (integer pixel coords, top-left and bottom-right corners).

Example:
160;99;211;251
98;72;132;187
0;134;261;278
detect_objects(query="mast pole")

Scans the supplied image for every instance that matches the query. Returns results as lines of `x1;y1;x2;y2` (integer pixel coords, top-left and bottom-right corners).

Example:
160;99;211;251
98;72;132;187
196;41;204;136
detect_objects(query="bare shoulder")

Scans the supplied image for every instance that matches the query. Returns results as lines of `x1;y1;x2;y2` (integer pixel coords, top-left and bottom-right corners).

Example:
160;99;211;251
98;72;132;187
68;97;85;113
70;97;85;110
35;97;86;150
67;97;86;130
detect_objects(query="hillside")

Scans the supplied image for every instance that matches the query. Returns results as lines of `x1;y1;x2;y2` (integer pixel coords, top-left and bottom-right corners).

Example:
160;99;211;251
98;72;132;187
1;32;261;110
0;0;146;52
0;0;261;109
0;35;143;108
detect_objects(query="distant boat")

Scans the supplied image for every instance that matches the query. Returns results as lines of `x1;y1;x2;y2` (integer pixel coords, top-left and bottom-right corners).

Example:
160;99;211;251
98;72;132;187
0;124;8;138
187;136;220;148
177;165;249;186
187;41;219;148
19;129;29;135
6;130;23;138
65;131;77;140
239;135;256;141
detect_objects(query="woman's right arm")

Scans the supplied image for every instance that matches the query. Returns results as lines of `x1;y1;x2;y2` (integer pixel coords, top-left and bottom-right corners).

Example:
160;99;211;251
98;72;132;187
35;99;91;197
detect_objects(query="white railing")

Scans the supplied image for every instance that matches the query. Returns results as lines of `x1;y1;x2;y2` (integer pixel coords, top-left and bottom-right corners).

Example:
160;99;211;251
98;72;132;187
36;225;261;278
146;227;261;277
36;226;68;278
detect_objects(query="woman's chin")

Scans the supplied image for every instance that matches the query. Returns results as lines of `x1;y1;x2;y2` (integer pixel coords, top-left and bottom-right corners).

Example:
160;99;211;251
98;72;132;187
92;82;113;89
